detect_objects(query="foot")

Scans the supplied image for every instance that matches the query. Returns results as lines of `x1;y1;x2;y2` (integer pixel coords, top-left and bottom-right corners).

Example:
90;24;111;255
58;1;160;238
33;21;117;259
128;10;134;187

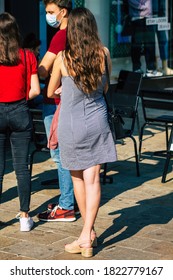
65;239;93;258
163;67;173;75
47;203;80;215
37;205;76;222
20;216;34;232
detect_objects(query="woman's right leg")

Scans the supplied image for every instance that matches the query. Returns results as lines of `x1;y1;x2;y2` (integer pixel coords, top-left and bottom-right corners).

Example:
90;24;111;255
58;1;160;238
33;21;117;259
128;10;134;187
70;165;101;243
70;170;86;221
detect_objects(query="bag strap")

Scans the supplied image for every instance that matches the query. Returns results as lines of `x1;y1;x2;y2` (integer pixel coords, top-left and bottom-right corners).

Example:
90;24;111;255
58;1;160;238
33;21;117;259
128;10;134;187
103;54;111;110
23;49;27;91
104;54;110;87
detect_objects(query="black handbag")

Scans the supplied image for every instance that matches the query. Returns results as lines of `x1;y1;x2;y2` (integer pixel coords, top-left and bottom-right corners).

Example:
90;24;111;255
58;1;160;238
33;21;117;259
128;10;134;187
104;56;125;141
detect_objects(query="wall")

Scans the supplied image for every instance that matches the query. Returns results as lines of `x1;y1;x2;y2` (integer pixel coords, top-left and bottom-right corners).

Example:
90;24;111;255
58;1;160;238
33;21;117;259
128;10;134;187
0;0;4;13
85;0;109;47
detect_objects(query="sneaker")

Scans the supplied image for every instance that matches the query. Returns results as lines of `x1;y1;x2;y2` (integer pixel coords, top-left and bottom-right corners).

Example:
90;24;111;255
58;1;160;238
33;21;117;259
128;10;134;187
47;203;80;215
37;205;76;222
134;69;144;74
145;70;163;77
20;217;34;232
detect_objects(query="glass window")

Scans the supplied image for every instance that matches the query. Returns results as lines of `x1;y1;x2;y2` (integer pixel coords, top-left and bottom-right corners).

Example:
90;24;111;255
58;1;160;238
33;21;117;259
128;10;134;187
109;0;173;77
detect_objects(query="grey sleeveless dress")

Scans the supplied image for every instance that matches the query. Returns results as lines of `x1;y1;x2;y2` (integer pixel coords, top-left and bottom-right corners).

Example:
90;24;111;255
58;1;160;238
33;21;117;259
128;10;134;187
58;73;117;170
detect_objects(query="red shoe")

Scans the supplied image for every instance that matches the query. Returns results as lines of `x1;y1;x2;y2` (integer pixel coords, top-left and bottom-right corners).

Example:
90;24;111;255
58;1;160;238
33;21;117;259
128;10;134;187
37;206;76;222
47;203;80;215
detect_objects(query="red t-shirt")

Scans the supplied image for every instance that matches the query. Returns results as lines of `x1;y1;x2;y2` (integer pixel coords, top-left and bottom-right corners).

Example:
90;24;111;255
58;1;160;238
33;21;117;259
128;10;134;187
43;28;67;105
0;49;37;102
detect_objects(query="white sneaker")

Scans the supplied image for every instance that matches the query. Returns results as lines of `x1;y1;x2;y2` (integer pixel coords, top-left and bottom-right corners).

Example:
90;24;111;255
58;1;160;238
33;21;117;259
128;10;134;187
20;217;34;232
145;70;163;77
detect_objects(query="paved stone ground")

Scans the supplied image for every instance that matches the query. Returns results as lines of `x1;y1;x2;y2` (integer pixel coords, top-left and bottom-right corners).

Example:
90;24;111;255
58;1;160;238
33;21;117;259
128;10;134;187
1;114;173;260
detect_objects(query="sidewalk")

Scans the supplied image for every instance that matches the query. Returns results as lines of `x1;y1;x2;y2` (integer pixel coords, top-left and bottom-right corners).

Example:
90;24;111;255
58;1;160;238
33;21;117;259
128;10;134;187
1;112;173;260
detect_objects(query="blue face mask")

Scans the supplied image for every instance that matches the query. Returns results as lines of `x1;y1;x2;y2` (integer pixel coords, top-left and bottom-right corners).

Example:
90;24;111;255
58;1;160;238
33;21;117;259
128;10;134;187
46;13;61;28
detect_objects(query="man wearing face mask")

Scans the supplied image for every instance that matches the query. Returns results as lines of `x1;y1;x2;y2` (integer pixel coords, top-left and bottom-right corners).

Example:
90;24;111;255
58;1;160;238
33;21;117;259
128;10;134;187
37;0;77;222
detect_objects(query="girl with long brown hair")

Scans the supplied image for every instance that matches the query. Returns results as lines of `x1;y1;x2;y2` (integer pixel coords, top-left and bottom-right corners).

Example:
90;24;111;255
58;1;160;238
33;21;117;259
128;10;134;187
48;7;117;257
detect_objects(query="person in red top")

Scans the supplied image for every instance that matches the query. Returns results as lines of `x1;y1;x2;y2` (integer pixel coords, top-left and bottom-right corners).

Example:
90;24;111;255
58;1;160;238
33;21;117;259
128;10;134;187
0;12;40;231
37;0;77;222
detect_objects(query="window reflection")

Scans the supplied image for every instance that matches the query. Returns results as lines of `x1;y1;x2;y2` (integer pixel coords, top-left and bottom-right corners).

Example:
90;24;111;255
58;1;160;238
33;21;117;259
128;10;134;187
110;0;173;77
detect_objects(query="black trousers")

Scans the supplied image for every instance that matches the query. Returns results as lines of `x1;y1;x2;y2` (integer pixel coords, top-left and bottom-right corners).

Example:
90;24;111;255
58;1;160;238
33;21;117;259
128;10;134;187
131;18;156;72
0;99;32;212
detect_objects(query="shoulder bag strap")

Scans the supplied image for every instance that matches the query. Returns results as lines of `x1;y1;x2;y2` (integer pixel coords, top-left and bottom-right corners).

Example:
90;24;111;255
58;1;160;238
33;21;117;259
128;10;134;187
104;54;111;110
23;49;29;100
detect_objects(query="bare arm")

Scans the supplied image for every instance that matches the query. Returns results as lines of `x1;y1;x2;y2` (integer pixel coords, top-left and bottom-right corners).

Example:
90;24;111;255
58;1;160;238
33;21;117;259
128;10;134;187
28;74;40;100
47;53;62;98
38;51;57;79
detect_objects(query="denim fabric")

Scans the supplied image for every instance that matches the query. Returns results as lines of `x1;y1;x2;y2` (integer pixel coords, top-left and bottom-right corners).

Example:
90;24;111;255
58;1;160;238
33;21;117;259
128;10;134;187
43;103;74;210
0;99;32;212
157;30;168;60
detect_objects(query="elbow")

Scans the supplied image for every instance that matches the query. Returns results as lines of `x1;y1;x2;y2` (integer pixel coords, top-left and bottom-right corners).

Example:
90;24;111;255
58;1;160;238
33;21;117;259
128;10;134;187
38;66;49;79
47;91;53;98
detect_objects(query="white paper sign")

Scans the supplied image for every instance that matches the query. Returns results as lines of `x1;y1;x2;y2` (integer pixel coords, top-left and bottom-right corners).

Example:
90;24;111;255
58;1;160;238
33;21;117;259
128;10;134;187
146;17;168;25
158;22;171;30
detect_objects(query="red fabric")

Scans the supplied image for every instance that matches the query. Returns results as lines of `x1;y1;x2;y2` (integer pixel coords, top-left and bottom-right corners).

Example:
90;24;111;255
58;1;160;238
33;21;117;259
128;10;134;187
48;28;67;54
43;28;67;105
0;49;37;102
47;101;61;149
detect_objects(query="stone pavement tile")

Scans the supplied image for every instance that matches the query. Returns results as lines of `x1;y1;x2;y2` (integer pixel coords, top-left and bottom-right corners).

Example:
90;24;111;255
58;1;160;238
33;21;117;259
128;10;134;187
143;228;173;242
95;246;162;260
145;241;173;258
3;228;66;246
1;240;64;260
0;236;19;249
0;251;33;260
115;236;161;251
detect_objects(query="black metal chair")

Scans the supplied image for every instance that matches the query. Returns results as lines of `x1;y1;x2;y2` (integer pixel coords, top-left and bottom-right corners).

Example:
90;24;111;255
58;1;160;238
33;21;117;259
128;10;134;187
29;108;58;185
139;89;173;182
102;70;143;184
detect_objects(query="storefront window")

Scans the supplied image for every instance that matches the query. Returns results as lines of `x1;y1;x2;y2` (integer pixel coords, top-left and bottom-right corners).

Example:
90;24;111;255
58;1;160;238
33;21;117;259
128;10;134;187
109;0;173;77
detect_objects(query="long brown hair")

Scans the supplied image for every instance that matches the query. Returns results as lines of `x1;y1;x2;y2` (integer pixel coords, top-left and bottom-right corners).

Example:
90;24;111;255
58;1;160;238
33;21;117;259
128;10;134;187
0;12;21;65
65;7;105;94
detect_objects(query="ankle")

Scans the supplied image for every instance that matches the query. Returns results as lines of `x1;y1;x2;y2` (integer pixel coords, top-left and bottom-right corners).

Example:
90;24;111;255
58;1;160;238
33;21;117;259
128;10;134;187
77;239;91;248
20;212;29;218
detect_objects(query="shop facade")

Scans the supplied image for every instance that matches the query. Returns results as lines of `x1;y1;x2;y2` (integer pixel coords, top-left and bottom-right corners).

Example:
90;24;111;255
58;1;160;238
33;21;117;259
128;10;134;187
0;0;172;75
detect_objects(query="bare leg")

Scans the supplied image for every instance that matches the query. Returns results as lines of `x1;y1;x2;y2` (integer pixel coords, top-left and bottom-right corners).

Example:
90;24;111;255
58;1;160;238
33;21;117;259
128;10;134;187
71;164;101;247
70;170;86;220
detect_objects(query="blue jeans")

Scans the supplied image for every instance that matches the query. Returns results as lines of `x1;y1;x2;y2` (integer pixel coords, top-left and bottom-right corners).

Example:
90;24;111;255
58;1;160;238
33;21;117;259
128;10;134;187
157;30;168;60
0;99;32;212
43;103;74;210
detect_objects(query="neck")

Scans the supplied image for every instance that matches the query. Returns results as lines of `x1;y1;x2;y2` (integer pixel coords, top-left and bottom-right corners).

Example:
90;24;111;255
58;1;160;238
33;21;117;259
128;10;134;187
60;18;68;29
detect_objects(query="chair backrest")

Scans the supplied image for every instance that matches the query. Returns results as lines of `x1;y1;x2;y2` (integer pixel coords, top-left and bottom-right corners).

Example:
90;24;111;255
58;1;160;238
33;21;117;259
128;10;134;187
29;109;47;150
107;70;142;137
140;89;173;123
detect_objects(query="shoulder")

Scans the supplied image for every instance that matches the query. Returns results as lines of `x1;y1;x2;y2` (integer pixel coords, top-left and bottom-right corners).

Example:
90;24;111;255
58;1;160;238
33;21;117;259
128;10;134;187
22;48;36;61
103;47;110;57
48;29;67;54
51;29;67;43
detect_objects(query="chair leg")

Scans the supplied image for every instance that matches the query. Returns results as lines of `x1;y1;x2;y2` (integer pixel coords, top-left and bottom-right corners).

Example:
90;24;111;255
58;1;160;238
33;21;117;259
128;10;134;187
100;163;113;184
165;123;169;150
130;136;140;177
138;123;146;160
161;152;172;183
